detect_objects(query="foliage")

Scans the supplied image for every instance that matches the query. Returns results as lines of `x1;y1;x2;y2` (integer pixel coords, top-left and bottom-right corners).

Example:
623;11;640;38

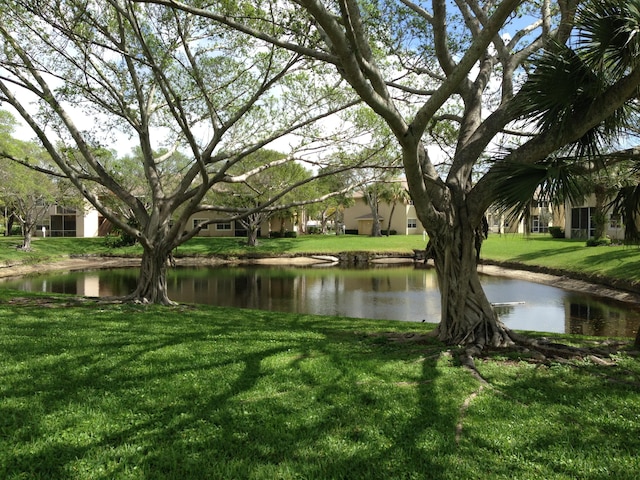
0;1;363;302
548;226;565;238
586;237;612;247
0;110;80;249
611;183;640;243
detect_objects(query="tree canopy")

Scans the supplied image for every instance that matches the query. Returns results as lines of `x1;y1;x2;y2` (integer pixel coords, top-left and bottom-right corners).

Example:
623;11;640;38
0;0;367;303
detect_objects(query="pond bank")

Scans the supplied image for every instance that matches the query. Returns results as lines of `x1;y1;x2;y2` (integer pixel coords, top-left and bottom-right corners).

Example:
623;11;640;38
2;253;640;306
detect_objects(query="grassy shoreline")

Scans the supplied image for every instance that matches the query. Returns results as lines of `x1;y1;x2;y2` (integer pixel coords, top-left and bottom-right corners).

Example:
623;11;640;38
2;234;640;289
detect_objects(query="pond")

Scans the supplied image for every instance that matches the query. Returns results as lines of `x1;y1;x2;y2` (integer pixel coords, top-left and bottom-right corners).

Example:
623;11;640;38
2;265;639;338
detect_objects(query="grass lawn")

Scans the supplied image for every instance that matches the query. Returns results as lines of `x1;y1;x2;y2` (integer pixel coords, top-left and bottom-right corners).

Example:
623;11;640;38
1;293;639;479
481;235;640;284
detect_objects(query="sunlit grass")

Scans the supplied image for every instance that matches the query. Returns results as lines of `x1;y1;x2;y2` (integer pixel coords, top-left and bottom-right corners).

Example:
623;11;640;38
482;234;640;283
1;292;639;479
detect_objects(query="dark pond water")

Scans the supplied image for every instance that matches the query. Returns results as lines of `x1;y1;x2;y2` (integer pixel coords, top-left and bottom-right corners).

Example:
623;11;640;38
2;265;639;338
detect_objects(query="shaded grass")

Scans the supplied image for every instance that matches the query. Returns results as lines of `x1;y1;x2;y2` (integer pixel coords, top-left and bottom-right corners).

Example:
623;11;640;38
1;292;639;479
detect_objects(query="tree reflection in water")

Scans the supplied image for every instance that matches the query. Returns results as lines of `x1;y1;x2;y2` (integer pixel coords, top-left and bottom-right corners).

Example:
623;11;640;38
1;265;639;338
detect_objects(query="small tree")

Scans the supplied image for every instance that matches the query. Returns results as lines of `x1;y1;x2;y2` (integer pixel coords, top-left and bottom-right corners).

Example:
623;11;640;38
379;181;411;237
0;112;76;249
205;149;313;246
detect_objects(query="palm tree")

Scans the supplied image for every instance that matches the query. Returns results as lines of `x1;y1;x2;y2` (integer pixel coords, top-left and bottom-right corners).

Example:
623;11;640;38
492;0;640;222
379;181;411;237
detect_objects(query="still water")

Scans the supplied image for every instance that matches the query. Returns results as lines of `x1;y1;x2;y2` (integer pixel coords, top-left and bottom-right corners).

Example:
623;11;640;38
2;265;639;338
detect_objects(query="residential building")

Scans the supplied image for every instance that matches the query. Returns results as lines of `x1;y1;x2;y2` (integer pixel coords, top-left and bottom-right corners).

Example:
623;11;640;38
486;201;565;235
36;204;102;238
184;211;296;238
342;191;425;235
564;195;626;240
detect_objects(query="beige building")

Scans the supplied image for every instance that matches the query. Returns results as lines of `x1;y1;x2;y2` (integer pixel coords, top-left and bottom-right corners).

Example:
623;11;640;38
184;211;297;238
36;204;102;238
486;201;565;235
342;191;425;236
564;194;628;240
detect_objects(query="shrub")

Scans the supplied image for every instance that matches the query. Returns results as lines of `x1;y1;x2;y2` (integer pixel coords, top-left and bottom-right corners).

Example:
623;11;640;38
586;237;611;247
284;231;297;238
548;226;564;238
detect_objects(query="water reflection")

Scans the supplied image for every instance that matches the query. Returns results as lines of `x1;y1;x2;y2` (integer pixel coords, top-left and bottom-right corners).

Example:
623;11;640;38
1;265;639;338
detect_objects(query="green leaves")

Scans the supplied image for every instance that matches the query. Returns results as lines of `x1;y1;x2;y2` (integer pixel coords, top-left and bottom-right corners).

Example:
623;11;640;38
513;0;640;158
490;157;586;224
577;0;640;78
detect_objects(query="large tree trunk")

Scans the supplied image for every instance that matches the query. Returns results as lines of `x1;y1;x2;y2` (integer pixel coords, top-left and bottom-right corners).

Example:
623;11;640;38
131;247;174;305
428;214;515;348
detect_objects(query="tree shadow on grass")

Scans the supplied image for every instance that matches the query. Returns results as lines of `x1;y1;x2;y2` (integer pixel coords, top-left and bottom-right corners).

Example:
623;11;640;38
0;303;472;479
5;300;637;479
455;355;640;479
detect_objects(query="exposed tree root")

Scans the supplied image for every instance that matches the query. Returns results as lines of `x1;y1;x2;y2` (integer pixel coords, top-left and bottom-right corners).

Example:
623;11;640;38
455;386;483;445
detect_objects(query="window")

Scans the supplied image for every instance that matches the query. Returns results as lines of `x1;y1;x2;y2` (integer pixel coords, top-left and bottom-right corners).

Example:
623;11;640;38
610;214;622;229
407;218;417;229
571;207;595;238
56;206;76;215
50;215;76;237
531;215;549;233
216;222;232;231
193;219;209;230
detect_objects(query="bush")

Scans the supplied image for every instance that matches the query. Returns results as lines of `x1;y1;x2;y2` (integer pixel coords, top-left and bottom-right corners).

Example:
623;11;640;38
104;218;139;248
381;229;397;236
284;231;297;238
586;237;612;247
548;226;564;238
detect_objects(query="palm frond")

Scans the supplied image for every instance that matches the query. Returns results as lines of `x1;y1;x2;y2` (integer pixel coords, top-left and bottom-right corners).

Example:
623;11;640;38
512;0;640;159
610;184;640;243
490;157;587;224
577;0;640;78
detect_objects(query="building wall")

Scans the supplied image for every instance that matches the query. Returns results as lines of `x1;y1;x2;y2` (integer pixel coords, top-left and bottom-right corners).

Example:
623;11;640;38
184;211;273;238
486;204;565;236
564;195;625;240
77;208;100;238
342;199;424;235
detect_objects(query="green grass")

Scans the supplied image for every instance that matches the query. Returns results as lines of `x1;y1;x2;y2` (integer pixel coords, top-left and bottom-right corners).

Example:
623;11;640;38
1;293;638;479
481;234;640;284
